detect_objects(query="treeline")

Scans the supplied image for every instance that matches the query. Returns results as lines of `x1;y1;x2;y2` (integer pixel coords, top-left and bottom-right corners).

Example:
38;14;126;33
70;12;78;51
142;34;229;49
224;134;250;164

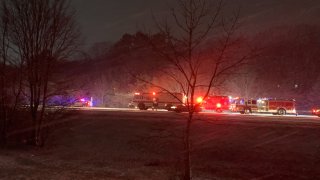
65;32;169;107
70;24;320;109
228;24;320;109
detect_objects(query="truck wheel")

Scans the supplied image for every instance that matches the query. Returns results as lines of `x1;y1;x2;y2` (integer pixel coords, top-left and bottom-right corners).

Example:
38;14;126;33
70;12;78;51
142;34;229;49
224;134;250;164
278;108;286;115
245;108;251;114
138;103;146;110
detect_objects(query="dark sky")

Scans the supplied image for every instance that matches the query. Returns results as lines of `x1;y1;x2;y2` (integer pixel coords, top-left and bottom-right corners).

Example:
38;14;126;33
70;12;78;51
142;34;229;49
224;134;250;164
72;0;320;46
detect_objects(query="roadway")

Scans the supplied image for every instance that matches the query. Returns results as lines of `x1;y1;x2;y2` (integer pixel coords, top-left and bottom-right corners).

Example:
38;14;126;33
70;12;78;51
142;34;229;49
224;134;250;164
67;106;320;127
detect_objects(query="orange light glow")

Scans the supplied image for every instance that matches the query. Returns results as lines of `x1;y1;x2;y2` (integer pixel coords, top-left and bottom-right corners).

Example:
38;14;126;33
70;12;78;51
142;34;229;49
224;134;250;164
152;92;156;95
216;103;222;108
196;97;203;103
134;92;140;95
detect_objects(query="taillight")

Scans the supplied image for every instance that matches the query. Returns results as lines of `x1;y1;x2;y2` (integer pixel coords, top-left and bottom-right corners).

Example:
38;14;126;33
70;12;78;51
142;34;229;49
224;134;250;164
216;103;221;108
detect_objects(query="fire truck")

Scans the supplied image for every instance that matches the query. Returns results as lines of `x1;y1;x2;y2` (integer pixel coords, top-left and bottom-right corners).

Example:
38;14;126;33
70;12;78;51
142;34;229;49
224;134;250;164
202;96;231;112
235;98;297;115
129;92;185;110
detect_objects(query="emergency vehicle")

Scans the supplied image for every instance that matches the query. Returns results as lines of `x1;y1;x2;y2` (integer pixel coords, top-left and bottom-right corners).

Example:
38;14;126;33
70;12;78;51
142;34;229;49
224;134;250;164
202;96;231;112
129;92;185;110
230;97;244;112
235;98;296;115
173;96;203;113
72;98;91;107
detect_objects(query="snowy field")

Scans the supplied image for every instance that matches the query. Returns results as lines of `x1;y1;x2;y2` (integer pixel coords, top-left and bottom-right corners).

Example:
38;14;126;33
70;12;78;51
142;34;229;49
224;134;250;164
0;109;319;179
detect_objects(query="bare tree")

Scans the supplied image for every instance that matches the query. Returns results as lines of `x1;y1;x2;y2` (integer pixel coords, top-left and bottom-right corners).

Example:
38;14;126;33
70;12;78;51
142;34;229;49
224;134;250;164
3;0;80;146
0;1;24;146
0;2;10;145
132;0;258;179
249;25;320;102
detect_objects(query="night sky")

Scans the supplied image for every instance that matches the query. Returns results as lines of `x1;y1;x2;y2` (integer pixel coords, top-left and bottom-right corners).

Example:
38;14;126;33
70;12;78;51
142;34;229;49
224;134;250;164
72;0;320;46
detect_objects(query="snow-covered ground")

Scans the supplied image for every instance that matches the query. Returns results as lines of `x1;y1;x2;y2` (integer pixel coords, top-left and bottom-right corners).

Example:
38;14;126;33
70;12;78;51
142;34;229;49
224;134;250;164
0;110;319;179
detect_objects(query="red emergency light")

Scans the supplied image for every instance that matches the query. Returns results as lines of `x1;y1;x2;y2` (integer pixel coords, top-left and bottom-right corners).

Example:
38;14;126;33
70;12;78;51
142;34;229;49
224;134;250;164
196;96;203;104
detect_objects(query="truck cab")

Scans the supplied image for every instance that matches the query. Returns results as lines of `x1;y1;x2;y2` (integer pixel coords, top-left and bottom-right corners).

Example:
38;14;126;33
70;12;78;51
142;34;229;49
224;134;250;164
236;99;258;114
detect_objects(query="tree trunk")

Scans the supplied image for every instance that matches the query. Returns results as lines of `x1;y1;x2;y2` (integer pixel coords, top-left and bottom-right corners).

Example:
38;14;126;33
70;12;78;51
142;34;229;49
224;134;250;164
184;113;193;180
0;108;7;146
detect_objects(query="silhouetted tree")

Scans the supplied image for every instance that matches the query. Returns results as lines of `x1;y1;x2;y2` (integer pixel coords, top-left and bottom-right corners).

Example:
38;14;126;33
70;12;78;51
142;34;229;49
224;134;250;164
3;0;80;146
133;0;258;179
0;5;10;145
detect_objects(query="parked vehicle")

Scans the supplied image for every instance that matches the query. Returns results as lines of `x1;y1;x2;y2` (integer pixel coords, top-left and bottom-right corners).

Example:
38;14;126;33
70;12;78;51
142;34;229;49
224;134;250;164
202;95;231;112
129;92;185;110
72;98;91;107
235;98;297;115
174;103;202;113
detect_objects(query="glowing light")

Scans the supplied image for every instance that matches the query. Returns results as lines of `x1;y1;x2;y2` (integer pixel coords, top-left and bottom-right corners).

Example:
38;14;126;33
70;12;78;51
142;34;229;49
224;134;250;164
152;92;156;95
134;92;140;95
80;98;85;102
216;103;222;108
196;97;203;103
